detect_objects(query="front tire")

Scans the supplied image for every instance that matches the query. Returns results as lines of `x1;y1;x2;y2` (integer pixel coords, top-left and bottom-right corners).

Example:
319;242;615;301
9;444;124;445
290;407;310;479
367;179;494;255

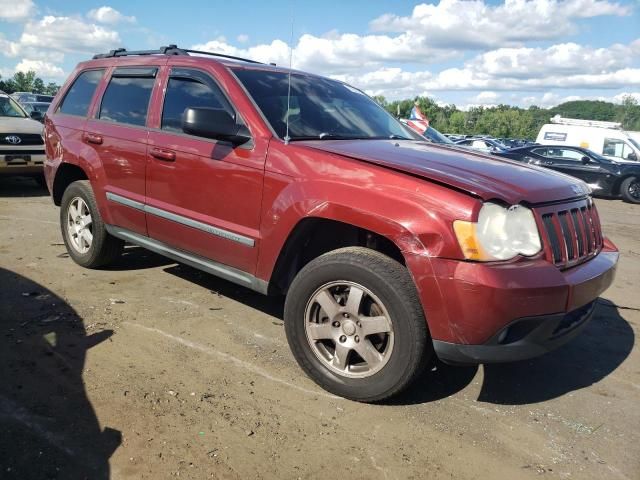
284;247;431;402
620;176;640;204
60;180;123;268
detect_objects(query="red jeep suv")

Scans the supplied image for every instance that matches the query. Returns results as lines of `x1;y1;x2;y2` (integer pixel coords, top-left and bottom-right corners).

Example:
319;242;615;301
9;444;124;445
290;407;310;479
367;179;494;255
43;45;618;402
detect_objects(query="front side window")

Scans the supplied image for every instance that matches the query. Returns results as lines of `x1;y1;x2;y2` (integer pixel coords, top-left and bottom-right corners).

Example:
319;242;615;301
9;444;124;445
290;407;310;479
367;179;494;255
58;69;104;116
541;148;584;161
161;69;233;133
232;68;412;140
99;68;156;126
603;138;636;160
0;96;27;118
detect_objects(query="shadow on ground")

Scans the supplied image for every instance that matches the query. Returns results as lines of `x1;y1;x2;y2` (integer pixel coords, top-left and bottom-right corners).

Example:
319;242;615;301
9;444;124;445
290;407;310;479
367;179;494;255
101;247;635;407
105;245;174;271
163;261;634;406
478;299;634;405
0;176;48;198
0;267;121;479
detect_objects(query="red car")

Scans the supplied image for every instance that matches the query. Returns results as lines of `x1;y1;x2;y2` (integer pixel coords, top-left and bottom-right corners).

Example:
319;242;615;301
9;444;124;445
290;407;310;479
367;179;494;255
43;45;618;402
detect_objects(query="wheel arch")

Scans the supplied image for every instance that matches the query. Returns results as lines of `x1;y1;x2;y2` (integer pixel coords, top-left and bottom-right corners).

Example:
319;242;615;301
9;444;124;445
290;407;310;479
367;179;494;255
267;216;408;295
52;162;89;206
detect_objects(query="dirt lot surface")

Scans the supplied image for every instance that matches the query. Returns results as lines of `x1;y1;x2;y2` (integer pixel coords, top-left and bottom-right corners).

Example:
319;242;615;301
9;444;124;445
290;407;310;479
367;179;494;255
1;176;638;480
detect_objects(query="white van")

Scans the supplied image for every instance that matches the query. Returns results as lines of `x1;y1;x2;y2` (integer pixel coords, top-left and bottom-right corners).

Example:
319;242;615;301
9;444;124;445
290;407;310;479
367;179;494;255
536;116;640;163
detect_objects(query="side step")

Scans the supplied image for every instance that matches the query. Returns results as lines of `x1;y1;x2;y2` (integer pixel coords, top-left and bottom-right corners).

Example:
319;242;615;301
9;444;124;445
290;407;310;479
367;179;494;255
105;225;269;295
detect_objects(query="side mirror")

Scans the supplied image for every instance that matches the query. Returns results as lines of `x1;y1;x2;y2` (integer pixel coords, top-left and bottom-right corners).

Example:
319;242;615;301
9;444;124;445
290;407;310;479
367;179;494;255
30;111;43;122
628;152;638;161
182;107;250;145
581;156;590;165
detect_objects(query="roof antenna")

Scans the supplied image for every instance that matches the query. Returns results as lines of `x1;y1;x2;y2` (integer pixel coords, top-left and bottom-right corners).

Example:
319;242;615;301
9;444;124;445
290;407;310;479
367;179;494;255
284;2;295;145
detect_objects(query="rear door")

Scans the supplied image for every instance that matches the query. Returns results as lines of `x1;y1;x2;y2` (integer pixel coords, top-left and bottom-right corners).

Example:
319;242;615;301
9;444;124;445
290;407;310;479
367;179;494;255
531;147;603;185
85;66;159;235
145;66;266;274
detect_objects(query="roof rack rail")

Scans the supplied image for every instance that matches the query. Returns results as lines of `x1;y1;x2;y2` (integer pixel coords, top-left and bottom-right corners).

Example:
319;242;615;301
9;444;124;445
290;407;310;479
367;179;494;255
550;114;622;130
92;44;263;64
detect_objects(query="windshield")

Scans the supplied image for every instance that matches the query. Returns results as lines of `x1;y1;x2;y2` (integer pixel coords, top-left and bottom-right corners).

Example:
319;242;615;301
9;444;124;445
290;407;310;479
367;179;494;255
0;96;27;118
629;137;640;151
423;126;454;144
233;69;413;140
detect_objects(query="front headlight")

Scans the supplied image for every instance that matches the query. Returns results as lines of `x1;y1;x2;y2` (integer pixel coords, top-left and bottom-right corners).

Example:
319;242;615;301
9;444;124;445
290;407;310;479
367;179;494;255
453;202;542;261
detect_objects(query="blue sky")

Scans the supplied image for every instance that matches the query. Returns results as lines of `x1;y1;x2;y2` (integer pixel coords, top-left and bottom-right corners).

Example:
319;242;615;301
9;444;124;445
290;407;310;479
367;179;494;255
1;0;638;108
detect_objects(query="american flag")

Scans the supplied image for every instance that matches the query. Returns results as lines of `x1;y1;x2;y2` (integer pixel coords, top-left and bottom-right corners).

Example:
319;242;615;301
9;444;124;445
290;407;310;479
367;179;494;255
404;104;429;134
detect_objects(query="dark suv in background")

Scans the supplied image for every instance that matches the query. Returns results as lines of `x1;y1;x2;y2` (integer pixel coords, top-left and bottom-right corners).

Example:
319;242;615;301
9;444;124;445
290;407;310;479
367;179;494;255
43;45;618;402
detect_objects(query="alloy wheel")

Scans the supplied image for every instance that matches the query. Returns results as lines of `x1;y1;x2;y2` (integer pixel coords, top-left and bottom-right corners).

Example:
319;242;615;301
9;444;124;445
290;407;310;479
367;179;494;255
304;281;394;378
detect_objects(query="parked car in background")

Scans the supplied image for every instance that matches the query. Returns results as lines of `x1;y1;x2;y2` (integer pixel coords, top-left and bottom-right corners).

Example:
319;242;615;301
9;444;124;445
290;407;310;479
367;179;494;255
0;91;46;185
20;102;50;122
496;145;640;204
455;137;510;153
44;45;618;402
536;115;640;163
11;92;54;104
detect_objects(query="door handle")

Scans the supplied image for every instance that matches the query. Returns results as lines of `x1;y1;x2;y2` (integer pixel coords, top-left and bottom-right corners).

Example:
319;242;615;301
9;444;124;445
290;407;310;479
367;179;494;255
84;133;103;145
149;148;176;162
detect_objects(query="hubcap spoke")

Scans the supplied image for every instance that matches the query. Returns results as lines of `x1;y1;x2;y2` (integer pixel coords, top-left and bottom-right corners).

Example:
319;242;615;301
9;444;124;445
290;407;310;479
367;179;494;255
81;228;93;245
331;343;351;371
354;339;383;367
315;289;340;319
360;315;392;336
307;321;334;340
82;213;92;228
345;285;364;314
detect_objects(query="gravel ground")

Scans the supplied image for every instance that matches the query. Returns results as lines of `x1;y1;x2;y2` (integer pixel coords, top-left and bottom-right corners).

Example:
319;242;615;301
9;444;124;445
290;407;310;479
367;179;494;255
0;175;638;480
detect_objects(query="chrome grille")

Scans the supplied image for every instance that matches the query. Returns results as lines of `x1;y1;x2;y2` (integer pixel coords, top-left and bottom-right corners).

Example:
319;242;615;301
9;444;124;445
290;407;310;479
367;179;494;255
0;134;44;146
537;198;603;269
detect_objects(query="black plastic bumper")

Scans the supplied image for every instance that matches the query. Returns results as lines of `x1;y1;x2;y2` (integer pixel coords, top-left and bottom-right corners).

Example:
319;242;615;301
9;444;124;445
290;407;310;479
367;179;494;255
433;300;597;365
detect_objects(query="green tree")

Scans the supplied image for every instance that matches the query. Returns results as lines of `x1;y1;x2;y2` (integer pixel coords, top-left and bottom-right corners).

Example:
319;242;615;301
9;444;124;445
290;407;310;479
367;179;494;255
45;82;60;96
32;77;45;94
10;71;37;92
616;95;640;131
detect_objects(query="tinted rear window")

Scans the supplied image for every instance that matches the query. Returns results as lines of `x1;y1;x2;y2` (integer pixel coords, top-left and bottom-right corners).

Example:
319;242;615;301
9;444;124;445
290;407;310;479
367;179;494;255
99;69;156;127
58;69;104;116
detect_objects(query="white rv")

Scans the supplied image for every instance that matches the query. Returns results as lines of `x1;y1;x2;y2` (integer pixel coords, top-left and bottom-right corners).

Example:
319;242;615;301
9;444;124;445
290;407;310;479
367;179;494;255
536;115;640;163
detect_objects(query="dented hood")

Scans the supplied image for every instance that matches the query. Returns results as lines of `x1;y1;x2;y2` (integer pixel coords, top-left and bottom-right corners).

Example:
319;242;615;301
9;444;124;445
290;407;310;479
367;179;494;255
299;139;588;205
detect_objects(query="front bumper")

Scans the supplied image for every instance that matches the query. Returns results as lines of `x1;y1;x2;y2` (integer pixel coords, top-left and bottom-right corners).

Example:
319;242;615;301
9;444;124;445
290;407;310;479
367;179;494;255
433;300;597;364
0;151;45;175
406;240;618;364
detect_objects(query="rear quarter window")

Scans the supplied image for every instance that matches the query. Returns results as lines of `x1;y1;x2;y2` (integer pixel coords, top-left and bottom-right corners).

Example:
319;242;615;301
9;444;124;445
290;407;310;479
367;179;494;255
58;69;105;117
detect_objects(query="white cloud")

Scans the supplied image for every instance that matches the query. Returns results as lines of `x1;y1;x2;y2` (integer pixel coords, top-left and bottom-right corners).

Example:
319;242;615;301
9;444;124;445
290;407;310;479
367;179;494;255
331;38;640;100
237;34;249;43
370;0;631;49
520;91;640;108
18;16;121;54
87;6;136;25
15;59;65;78
613;92;640;103
472;91;500;104
0;0;35;22
194;30;459;74
469;41;640;78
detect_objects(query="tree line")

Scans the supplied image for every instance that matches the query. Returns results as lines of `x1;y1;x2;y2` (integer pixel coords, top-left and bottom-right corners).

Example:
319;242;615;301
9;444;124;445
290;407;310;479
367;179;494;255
0;71;61;96
374;95;640;140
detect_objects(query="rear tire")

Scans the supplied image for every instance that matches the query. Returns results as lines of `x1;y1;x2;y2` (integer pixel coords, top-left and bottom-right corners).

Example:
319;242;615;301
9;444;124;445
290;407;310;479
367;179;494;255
620;176;640;204
284;247;431;402
60;180;123;268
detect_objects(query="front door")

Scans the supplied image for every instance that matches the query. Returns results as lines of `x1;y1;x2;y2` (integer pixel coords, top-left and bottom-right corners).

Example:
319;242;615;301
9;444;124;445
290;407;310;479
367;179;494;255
145;67;266;274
